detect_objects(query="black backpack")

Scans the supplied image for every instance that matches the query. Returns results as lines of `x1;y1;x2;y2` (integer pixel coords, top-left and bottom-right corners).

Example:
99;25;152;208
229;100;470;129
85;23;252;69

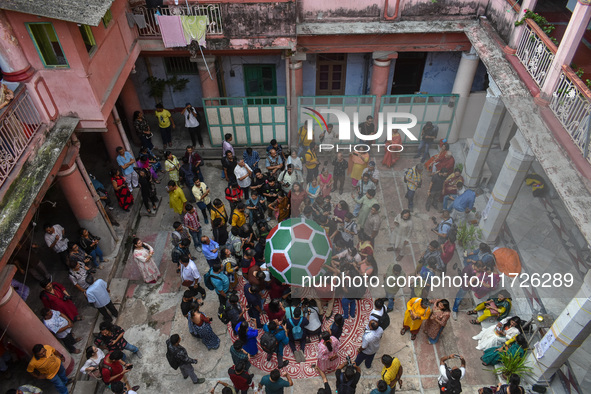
337;370;356;394
371;306;390;330
218;304;231;324
443;367;462;394
260;330;278;354
166;347;180;370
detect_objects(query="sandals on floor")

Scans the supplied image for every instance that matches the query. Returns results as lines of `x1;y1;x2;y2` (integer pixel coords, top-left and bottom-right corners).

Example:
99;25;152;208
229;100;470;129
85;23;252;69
467;310;477;315
470;319;481;325
410;334;417;340
400;328;407;335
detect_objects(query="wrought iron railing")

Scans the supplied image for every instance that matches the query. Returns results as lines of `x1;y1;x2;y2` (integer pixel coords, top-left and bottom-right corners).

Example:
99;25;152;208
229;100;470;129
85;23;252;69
515;19;557;89
131;4;223;38
0;86;43;187
550;66;591;163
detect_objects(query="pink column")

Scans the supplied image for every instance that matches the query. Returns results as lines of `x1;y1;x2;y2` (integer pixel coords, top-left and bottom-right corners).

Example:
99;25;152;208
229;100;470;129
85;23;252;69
119;78;142;145
291;60;303;97
541;1;591;97
0;275;74;374
102;114;125;162
197;56;220;102
506;0;538;51
370;57;393;125
0;10;34;82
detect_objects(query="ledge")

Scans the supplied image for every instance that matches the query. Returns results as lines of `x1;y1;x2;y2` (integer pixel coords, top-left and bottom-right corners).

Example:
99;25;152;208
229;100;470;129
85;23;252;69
297;20;476;36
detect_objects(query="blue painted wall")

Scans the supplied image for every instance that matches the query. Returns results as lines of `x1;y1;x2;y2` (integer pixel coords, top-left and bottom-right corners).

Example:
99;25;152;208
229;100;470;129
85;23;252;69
345;53;370;95
220;55;286;98
302;55;316;96
419;52;488;94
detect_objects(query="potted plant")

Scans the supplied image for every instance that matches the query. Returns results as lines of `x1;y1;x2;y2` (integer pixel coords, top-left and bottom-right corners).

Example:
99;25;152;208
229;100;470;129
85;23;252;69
145;76;167;104
456;221;482;250
493;349;533;382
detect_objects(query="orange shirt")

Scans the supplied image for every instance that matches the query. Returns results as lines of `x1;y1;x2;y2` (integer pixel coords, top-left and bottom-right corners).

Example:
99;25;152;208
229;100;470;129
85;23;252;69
27;345;61;379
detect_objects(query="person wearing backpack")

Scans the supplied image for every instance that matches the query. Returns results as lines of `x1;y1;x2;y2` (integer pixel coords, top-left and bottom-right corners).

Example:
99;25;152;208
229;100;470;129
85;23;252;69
380;354;403;391
369;299;390;331
404;164;423;212
286;307;308;357
262;320;289;368
438;354;465;394
205;264;229;308
335;360;361;394
165;334;205;385
431;210;454;245
100;350;136;389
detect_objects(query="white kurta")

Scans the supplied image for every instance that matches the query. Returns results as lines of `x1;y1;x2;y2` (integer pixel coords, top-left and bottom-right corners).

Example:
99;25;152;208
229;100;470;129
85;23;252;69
393;214;414;249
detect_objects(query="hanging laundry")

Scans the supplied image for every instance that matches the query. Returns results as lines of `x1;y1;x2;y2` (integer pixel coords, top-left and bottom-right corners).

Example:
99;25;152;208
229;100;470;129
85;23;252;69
181;16;208;48
156;15;188;48
133;14;147;29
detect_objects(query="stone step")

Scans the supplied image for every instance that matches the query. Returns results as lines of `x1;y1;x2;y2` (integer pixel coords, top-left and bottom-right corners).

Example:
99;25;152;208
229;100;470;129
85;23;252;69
72;379;99;394
108;278;129;305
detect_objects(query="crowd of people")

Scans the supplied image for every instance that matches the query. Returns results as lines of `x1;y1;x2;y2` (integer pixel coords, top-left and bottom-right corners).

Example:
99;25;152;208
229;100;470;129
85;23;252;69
4;115;529;394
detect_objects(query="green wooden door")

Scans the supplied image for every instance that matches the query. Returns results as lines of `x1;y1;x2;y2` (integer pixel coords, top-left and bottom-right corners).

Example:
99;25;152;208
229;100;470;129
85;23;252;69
244;64;277;104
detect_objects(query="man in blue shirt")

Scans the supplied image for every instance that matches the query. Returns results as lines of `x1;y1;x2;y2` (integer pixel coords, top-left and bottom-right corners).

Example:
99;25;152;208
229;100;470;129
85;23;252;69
450;182;476;224
262;321;289;369
200;236;219;267
243;147;260;170
209;264;229;308
116;146;138;192
259;368;292;393
86;276;118;322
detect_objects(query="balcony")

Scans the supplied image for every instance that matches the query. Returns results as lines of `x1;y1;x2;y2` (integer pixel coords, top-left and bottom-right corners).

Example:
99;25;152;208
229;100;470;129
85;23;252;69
515;19;557;89
0;86;43;188
131;4;223;38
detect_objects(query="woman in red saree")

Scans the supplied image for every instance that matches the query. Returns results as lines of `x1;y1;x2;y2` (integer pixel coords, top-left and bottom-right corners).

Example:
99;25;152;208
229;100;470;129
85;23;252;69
382;129;403;168
425;142;450;172
442;168;464;201
39;279;80;321
110;168;134;211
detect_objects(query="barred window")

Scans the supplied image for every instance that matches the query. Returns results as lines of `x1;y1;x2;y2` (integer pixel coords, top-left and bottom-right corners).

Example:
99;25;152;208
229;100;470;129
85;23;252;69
164;57;199;75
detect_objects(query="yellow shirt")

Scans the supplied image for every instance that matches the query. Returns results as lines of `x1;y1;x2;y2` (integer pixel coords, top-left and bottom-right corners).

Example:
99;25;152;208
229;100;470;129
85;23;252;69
27;345;61;379
304;149;318;169
299;125;313;147
381;357;401;385
155;109;172;128
211;205;228;226
168;187;187;214
231;209;246;228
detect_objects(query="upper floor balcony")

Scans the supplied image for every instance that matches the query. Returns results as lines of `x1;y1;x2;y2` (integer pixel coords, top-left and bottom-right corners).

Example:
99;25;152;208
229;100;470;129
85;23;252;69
0;85;44;189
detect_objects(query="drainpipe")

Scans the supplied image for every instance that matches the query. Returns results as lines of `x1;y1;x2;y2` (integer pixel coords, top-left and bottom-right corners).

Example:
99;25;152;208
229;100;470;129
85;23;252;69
70;134;119;242
384;0;400;20
112;106;132;153
285;56;291;148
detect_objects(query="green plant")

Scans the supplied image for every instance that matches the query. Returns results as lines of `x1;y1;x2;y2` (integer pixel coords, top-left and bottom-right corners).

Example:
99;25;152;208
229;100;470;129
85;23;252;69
167;75;190;92
455;163;463;173
492;349;533;381
515;9;557;43
145;76;167;101
586;79;591;89
456;221;482;250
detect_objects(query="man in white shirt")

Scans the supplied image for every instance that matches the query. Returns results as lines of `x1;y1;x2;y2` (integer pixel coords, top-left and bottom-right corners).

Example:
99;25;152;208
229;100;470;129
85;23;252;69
181;103;203;148
234;158;252;200
41;308;81;354
278;164;303;193
44;223;69;267
320;123;338;145
438;354;465;393
179;255;206;299
354;320;383;368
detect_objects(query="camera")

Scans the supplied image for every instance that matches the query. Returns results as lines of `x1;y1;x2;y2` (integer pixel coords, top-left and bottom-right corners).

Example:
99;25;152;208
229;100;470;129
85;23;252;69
346;355;353;366
125;364;134;370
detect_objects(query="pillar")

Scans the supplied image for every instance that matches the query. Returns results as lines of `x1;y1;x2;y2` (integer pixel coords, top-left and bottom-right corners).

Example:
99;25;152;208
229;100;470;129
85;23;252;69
57;161;115;253
119;78;143;145
0;276;74;374
370;54;393;124
196;56;220;100
289;58;304;147
464;80;505;187
541;1;591;98
102;113;125;162
507;0;538;50
527;269;591;386
447;48;480;143
0;10;34;82
479;131;534;243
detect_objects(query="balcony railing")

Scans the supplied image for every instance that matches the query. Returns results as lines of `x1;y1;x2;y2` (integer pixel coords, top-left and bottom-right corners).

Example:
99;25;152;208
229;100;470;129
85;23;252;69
515;19;557;89
131;4;223;38
0;86;42;187
550;65;591;163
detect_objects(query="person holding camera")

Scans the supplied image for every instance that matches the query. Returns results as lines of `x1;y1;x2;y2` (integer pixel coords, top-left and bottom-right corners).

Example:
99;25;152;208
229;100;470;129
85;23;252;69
182;103;203;148
100;350;138;390
335;358;362;393
278;164;302;193
438;354;465;394
39;278;81;322
79;228;108;269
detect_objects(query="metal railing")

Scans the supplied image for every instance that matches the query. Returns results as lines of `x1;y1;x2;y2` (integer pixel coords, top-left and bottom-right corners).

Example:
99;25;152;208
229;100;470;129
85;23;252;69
515;19;557;89
550;66;591;163
131;4;223;38
0;86;43;187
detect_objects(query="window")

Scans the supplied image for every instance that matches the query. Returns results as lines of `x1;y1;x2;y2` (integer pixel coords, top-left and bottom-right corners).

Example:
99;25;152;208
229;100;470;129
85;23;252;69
316;54;347;95
79;25;97;55
102;8;113;28
26;23;68;68
164;57;199;75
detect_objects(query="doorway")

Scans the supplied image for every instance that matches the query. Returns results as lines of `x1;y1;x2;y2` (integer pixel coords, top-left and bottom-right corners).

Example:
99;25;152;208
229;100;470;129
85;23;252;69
391;52;427;94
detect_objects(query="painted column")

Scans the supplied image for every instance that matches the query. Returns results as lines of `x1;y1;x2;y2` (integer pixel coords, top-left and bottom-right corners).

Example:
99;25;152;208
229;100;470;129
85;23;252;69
507;0;538;50
541;1;591;98
119;78;143;145
289;59;304;147
370;56;392;123
57;160;115;253
0;280;74;374
0;10;34;82
447;48;479;143
102;113;125;162
464;80;505;187
196;56;220;101
527;269;591;386
479;131;534;243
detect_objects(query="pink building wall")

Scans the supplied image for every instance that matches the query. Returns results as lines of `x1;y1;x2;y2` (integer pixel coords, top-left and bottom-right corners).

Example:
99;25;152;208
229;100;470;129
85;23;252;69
4;0;139;129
